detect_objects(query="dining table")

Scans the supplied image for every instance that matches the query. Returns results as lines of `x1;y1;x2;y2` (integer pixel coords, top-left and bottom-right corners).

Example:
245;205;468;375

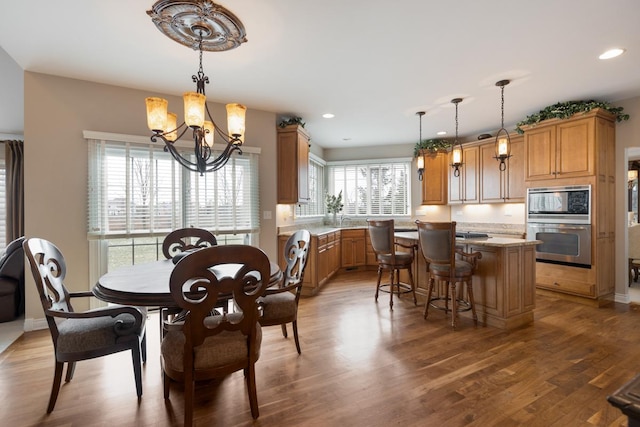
92;257;283;307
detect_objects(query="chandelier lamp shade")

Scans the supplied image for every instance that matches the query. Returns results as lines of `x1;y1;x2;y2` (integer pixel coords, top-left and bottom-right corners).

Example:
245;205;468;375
450;98;464;178
145;0;248;175
494;79;512;171
416;111;426;181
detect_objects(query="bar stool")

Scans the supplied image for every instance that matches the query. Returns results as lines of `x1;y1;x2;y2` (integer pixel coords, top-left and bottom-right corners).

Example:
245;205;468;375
416;220;482;329
367;219;417;310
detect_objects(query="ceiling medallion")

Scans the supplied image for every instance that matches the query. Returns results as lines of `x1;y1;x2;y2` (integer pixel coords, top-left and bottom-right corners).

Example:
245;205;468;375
147;0;247;52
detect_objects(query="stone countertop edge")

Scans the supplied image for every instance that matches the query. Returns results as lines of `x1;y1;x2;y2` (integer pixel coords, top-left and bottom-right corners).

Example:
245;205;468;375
393;231;541;247
279;225;526;239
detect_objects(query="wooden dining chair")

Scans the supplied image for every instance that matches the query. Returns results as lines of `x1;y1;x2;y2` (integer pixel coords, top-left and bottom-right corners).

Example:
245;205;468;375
161;244;271;425
415;221;482;329
259;229;311;354
162;227;217;260
367;219;417;309
161;227;218;335
23;237;147;413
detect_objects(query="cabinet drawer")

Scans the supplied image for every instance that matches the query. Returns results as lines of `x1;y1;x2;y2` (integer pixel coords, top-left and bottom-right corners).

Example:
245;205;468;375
535;262;596;297
341;229;365;239
318;234;328;247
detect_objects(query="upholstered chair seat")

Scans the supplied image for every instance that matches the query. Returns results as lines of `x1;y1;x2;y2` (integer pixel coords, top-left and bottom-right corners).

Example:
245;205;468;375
162;320;262;372
429;259;473;276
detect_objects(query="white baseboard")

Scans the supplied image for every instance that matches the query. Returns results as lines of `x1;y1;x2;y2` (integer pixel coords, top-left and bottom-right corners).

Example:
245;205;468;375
23;317;48;332
614;292;631;304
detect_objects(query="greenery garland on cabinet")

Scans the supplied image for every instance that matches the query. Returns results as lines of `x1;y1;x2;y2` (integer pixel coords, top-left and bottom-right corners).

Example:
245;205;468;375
413;138;451;158
515;100;630;134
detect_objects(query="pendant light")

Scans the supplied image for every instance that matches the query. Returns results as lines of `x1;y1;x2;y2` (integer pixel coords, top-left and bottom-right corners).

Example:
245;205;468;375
494;79;512;171
450;98;463;177
416;111;426;181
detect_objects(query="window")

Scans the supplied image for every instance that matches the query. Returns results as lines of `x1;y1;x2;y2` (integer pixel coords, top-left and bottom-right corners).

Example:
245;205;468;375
86;132;260;270
295;153;325;217
327;159;411;217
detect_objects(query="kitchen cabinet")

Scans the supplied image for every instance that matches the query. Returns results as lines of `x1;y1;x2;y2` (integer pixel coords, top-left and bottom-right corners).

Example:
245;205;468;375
523;114;604;181
280;230;341;297
419;151;448;205
522;109;617;304
449;145;479;204
479;135;525;203
277;124;310;204
341;229;366;268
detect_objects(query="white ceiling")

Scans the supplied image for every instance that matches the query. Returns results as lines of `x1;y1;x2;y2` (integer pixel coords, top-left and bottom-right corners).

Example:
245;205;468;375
1;0;639;149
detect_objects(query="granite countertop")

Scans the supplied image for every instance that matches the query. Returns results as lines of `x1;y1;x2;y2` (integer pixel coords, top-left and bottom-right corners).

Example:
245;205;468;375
393;231;539;248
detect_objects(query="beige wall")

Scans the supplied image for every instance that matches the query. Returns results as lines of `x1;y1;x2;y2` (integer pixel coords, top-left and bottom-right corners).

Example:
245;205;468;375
23;72;278;322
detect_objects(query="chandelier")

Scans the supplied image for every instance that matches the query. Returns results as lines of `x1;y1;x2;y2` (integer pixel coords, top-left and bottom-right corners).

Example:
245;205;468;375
145;0;248;175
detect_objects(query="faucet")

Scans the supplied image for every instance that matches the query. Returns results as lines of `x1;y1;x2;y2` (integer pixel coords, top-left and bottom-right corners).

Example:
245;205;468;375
339;215;351;227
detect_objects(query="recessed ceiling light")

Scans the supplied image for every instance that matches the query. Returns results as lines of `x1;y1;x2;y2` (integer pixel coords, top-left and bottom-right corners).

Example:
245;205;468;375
342;137;351;141
322;113;335;119
437;131;447;136
599;48;626;60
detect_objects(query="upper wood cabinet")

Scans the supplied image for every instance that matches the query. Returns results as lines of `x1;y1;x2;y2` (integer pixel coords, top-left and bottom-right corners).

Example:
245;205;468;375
449;145;479;204
420;151;448;205
277;125;310;204
523;112;612;181
479;134;525;203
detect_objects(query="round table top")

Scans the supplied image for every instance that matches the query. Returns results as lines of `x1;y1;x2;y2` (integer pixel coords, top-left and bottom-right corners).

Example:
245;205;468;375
93;258;282;307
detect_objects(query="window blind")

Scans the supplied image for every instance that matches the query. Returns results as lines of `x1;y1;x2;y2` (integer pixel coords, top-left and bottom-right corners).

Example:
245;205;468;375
328;159;411;216
87;135;260;238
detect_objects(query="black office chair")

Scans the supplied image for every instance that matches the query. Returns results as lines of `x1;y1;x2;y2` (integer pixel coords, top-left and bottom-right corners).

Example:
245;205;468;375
0;236;25;322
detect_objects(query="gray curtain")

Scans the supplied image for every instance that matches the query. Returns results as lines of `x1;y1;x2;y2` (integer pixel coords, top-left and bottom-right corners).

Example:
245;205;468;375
3;140;24;244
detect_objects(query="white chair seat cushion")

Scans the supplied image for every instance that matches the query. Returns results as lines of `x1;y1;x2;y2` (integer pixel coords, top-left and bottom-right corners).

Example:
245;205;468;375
161;320;262;372
57;311;143;353
259;292;296;321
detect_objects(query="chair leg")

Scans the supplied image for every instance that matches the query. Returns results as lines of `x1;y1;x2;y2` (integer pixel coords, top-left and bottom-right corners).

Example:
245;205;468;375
65;361;76;382
141;332;147;363
184;374;194;427
388;269;395;310
450;282;458;330
47;361;65;413
423;276;435;319
375;266;383;302
466;281;478;325
131;344;143;398
292;320;301;355
247;363;260;419
281;323;288;338
406;266;417;305
163;372;171;399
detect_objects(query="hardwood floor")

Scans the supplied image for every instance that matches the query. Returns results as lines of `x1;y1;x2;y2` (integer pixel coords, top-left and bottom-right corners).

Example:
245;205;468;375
0;270;636;426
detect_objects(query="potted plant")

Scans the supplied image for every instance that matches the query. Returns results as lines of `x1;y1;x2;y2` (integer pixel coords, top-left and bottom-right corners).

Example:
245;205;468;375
413;138;451;158
325;191;343;226
516;100;630;134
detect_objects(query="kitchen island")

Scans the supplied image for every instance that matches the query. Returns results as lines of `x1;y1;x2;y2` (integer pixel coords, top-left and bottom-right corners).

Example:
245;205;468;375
394;232;540;330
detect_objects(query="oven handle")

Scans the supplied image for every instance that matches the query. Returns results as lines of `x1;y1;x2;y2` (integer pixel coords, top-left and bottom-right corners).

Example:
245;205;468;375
527;224;590;231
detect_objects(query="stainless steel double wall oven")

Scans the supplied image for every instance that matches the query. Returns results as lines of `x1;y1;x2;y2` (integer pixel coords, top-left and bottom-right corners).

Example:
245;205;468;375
526;185;592;268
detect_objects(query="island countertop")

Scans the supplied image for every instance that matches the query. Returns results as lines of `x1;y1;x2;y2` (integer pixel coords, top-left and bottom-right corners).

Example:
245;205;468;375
393;231;541;247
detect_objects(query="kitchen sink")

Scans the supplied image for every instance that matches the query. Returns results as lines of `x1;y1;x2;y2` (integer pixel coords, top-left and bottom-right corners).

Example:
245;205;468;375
456;232;489;239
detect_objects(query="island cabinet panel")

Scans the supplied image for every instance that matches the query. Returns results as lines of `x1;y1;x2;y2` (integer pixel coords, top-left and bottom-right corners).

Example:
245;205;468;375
449;145;479;204
420;151;448;205
466;243;536;330
341;229;366;268
277;125;310;204
394;232;536;330
479;135;525;203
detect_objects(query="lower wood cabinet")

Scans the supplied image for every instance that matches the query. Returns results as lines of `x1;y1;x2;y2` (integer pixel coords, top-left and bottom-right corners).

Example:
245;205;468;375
279;231;341;297
341;229;366;268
